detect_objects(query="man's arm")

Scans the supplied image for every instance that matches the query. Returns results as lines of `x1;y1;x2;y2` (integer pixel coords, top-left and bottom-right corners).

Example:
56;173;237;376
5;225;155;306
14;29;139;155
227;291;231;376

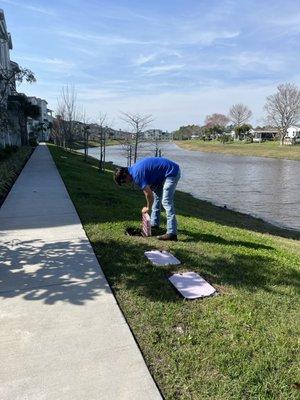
142;185;154;214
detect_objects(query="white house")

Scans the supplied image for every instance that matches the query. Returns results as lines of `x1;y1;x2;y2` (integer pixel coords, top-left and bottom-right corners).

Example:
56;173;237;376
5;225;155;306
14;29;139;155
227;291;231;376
285;125;300;144
27;97;53;141
250;128;278;142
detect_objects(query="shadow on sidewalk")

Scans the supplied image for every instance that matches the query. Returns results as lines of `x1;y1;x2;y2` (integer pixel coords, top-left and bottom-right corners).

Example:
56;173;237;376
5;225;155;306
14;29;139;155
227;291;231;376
0;238;110;305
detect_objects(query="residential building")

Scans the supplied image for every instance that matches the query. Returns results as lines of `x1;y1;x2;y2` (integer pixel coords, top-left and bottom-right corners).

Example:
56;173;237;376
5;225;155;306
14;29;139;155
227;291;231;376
0;8;21;147
250;128;278;142
27;96;53;141
143;129;172;141
1;9;53;147
0;9;12;71
285;125;300;145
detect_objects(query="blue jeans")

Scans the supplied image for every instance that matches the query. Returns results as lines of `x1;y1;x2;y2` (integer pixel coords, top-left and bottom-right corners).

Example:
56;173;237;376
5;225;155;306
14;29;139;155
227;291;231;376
150;170;181;235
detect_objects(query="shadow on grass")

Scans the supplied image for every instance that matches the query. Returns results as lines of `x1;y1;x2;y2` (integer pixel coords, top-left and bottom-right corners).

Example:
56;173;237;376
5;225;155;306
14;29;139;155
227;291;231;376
91;236;300;302
179;229;274;250
1;232;298;305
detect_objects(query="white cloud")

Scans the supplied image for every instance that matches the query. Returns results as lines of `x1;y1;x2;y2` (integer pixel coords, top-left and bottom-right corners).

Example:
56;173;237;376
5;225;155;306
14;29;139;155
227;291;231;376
56;30;152;46
135;54;157;66
16;56;73;67
88;4;156;23
134;50;182;67
143;64;185;76
225;52;285;72
177;30;240;46
26;5;56;16
270;13;300;26
79;90;119;101
1;0;56;16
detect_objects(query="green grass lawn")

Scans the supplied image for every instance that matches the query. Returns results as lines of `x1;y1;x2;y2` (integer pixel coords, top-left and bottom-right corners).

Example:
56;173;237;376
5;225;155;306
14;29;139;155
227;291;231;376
72;139;119;150
0;145;33;206
49;144;300;400
177;140;300;161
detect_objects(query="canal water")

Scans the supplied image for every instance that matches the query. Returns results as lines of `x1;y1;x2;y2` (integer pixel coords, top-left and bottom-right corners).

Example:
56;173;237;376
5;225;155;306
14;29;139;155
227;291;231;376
87;142;300;231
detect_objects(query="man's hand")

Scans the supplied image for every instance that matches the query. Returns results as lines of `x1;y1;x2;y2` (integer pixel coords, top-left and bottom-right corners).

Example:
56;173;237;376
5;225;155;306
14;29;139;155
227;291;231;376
142;186;153;214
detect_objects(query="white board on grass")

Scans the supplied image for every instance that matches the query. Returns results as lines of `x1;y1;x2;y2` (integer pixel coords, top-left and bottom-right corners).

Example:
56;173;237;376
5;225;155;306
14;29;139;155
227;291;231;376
144;250;181;266
169;272;216;299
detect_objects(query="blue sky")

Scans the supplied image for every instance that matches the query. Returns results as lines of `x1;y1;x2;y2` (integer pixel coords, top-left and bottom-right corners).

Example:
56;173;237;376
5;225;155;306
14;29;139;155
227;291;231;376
2;0;300;130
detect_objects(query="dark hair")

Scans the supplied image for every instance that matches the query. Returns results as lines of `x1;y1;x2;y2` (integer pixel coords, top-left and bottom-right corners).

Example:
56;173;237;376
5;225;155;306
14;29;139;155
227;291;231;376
114;167;129;186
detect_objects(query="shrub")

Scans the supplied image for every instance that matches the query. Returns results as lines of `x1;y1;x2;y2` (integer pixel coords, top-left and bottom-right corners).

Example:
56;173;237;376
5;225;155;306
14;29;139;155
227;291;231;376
219;134;233;144
0;145;32;204
28;138;38;147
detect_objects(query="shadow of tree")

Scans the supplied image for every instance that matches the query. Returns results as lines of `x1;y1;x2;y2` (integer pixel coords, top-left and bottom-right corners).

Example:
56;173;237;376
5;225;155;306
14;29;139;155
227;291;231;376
178;229;274;250
0;238;110;305
90;235;299;302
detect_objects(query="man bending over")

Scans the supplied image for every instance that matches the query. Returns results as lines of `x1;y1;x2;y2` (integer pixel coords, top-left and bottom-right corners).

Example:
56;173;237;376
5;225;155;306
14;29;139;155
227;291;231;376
114;157;181;241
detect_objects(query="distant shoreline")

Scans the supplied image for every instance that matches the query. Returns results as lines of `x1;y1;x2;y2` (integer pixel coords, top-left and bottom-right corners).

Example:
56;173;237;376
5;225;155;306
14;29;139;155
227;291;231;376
176;140;300;161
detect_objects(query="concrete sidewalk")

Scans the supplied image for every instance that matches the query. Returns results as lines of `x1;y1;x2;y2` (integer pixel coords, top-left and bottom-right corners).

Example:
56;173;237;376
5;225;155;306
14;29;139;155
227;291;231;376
0;144;162;400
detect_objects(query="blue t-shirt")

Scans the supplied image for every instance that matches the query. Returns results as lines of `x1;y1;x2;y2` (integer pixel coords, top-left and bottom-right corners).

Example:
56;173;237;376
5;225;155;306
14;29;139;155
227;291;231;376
128;157;179;190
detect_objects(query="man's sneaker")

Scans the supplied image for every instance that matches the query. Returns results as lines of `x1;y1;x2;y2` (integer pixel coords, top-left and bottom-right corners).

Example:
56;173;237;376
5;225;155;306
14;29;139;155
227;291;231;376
157;233;178;241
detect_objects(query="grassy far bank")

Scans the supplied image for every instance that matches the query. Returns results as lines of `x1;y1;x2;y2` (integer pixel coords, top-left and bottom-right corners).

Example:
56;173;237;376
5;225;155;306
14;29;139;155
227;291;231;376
49;144;300;400
177;140;300;161
0;145;33;206
72;139;119;150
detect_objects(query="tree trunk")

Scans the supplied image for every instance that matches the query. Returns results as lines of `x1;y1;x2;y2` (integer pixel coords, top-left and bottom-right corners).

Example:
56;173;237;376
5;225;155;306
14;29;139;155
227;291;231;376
99;127;103;171
103;128;106;166
19;109;28;146
84;130;88;161
134;131;138;163
280;130;285;146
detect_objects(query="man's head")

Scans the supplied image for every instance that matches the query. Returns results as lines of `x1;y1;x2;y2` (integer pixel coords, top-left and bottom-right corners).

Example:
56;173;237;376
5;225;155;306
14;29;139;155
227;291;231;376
114;167;132;186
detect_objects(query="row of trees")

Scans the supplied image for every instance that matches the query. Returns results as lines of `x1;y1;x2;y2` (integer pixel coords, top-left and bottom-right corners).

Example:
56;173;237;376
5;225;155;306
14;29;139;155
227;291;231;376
52;81;300;168
174;104;253;141
52;86;156;169
174;82;300;145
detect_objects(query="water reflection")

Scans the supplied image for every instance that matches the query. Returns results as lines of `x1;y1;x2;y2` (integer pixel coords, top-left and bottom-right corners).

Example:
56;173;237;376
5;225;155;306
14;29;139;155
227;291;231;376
87;142;300;231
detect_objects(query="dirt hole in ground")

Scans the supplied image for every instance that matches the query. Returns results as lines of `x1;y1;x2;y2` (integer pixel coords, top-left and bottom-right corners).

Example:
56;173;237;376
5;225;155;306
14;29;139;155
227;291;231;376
125;227;143;237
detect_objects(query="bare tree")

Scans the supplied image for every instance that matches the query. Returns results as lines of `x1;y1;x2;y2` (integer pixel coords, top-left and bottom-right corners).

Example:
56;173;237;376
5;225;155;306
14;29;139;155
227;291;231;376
52;112;67;147
56;85;77;149
264;83;300;145
118;132;133;167
204;113;229;127
150;130;163;157
98;113;107;172
79;110;90;161
120;112;153;163
229;103;252;140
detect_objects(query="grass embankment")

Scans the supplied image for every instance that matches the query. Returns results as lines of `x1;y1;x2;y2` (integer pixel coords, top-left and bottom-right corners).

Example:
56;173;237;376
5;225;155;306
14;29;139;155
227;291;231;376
49;144;300;400
177;140;300;161
72;139;118;150
0;146;33;206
